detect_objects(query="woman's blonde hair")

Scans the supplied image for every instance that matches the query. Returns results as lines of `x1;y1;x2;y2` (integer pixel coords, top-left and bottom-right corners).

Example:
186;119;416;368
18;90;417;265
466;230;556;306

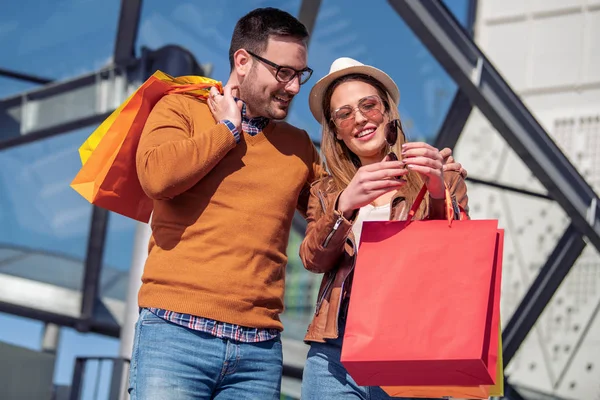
320;73;428;218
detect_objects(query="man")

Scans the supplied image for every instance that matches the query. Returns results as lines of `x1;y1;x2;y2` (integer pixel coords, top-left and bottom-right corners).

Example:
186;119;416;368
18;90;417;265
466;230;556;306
129;7;466;400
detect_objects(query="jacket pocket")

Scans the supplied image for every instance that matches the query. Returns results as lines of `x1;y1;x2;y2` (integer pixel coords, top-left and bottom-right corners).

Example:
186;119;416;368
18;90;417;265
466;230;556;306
315;272;335;315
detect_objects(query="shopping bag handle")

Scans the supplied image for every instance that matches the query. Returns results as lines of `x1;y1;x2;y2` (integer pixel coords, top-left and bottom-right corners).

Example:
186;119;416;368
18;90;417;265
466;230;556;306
166;82;223;98
407;184;454;226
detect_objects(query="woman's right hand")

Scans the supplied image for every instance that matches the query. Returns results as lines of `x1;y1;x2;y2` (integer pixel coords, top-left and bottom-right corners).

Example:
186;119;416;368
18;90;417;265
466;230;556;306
337;159;407;219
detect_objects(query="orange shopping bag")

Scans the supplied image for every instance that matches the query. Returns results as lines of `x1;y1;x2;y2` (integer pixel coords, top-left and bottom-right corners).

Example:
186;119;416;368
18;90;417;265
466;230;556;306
340;185;503;387
70;71;222;222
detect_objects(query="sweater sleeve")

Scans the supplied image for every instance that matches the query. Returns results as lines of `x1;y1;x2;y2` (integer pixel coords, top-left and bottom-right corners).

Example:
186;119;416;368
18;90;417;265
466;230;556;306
136;94;237;200
297;136;328;218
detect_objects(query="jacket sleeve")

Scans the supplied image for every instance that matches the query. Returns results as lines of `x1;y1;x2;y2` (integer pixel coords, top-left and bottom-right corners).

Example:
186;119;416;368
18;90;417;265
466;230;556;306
136;94;237;200
299;182;355;274
427;171;470;220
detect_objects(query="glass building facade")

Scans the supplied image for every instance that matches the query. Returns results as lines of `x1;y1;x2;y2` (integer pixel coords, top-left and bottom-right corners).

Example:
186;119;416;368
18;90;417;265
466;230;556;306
0;1;489;398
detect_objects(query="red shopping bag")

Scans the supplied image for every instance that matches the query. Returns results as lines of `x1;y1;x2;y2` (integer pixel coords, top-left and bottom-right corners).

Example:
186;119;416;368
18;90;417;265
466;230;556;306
340;185;503;387
70;71;221;222
381;329;503;398
381;273;504;398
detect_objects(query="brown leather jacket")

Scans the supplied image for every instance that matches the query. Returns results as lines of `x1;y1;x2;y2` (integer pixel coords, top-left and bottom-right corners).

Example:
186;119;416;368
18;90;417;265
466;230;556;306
299;171;469;343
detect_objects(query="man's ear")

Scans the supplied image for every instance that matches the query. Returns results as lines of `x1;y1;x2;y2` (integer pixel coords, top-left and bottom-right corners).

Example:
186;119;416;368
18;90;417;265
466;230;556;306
233;49;252;78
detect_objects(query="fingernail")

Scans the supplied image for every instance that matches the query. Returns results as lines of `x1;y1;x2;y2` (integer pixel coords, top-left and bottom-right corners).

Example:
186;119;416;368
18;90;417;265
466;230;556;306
402;143;408;148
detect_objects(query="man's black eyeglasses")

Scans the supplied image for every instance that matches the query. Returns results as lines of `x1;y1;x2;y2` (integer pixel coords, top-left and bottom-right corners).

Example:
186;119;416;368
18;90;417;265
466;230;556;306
246;51;313;85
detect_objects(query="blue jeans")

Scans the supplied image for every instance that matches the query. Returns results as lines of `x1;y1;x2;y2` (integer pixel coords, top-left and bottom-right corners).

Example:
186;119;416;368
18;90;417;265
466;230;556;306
301;317;435;400
128;308;282;400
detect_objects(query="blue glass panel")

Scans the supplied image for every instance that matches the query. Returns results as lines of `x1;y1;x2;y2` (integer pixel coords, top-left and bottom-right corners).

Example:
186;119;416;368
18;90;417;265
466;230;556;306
0;0;121;80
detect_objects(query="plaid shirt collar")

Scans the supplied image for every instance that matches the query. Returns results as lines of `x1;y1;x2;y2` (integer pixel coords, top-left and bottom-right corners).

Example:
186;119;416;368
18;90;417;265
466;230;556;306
239;100;270;134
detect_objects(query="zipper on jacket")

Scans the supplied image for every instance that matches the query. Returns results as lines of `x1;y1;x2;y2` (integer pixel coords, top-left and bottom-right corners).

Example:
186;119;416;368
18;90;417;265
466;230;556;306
317;189;327;213
315;273;335;315
322;216;343;247
336;238;357;331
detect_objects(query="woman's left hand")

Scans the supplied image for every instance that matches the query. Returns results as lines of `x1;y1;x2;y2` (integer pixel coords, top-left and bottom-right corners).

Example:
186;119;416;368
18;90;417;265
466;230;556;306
401;142;445;199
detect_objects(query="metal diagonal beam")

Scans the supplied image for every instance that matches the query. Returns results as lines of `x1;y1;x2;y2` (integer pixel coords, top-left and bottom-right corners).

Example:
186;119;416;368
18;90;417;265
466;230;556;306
502;223;586;365
466;177;552;201
387;0;600;253
0;67;53;85
432;0;476;149
465;0;478;37
298;0;322;42
113;0;143;65
503;381;527;400
434;89;472;149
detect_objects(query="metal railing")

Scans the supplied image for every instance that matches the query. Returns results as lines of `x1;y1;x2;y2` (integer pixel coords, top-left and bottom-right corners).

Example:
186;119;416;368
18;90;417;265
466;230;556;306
69;355;304;400
69;357;129;400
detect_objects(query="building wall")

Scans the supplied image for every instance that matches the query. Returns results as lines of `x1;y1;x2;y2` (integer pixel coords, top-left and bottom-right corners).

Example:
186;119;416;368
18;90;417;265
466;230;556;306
455;1;600;398
0;341;56;400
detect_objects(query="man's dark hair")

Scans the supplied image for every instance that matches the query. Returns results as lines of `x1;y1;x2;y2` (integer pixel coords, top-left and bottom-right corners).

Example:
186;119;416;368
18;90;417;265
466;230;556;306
229;7;309;70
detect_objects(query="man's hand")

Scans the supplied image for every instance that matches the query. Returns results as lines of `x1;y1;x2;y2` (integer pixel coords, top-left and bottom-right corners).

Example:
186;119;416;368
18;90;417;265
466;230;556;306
207;85;244;130
440;148;468;178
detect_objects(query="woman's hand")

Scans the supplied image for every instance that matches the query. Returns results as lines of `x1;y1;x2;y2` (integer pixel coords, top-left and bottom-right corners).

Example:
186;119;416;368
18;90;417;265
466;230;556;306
337;159;407;219
401;142;445;199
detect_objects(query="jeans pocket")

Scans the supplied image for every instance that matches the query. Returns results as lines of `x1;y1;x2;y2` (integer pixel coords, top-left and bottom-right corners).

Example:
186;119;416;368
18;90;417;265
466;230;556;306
139;308;168;326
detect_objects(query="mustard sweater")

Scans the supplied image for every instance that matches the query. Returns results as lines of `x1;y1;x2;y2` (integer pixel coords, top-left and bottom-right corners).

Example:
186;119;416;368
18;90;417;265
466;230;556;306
136;94;324;330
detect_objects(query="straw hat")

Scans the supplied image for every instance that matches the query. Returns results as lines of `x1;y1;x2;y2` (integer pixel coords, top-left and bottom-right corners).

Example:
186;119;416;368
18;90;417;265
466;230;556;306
308;57;400;123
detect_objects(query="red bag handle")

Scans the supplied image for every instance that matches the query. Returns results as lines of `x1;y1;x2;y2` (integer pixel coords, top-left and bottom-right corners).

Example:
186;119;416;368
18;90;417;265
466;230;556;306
407;184;455;226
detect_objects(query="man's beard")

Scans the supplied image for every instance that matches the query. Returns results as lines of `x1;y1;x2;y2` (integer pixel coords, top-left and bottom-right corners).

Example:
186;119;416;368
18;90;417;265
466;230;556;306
239;75;290;120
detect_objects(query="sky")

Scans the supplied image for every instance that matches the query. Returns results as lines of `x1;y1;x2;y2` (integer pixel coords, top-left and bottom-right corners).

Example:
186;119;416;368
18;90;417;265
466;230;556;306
0;0;470;394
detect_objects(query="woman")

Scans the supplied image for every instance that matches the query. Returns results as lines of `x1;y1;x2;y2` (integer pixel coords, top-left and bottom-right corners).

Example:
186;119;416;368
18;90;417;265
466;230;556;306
300;57;469;399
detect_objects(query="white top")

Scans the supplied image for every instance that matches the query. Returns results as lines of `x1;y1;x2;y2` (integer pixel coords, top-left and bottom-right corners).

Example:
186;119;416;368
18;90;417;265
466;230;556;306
351;203;391;247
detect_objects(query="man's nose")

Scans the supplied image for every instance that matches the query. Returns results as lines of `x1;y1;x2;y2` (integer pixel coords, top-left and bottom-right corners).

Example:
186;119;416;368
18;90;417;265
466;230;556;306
284;75;301;95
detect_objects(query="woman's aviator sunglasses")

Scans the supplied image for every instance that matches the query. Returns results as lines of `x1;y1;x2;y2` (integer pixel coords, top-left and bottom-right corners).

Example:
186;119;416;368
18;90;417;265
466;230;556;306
331;95;384;129
332;96;401;161
331;96;404;176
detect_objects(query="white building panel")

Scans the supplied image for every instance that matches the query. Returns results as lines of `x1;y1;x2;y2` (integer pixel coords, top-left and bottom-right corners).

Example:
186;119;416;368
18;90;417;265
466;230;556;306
457;1;600;398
